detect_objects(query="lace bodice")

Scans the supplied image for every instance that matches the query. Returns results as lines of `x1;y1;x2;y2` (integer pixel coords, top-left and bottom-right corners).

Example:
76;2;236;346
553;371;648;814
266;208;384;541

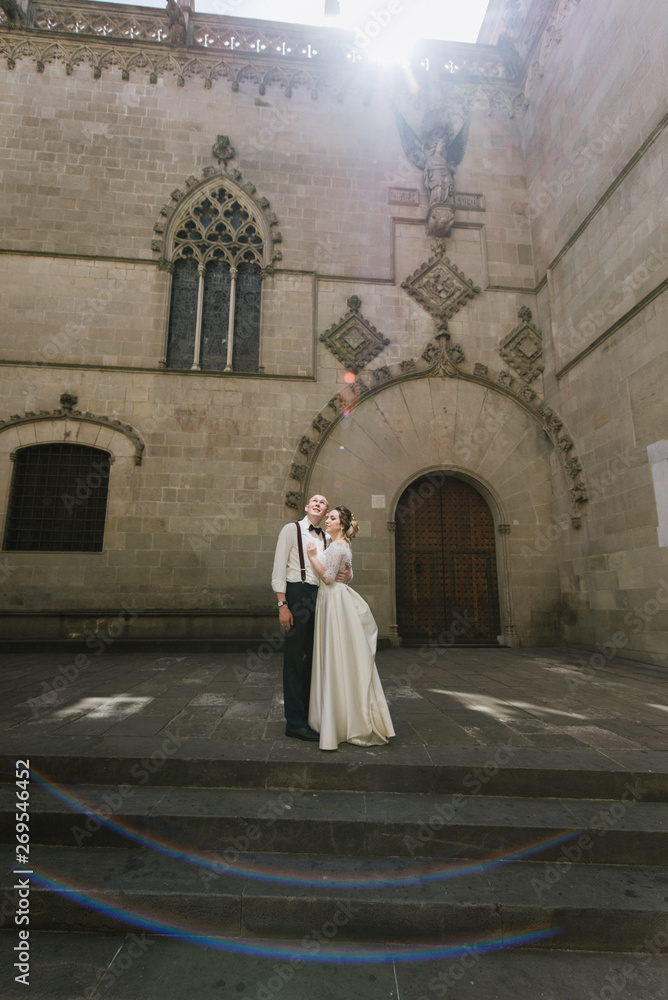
322;540;352;585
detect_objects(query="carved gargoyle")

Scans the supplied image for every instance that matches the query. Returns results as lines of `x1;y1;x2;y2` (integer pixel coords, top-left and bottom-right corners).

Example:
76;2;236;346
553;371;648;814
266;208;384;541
165;0;186;47
396;110;470;238
0;0;27;29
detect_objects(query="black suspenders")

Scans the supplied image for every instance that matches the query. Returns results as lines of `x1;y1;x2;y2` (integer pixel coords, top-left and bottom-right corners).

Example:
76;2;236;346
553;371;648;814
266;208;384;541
295;521;326;582
295;522;306;582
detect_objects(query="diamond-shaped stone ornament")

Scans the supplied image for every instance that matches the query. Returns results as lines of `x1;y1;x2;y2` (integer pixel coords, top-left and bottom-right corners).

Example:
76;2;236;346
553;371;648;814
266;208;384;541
401;248;480;322
319;296;390;374
499;306;544;382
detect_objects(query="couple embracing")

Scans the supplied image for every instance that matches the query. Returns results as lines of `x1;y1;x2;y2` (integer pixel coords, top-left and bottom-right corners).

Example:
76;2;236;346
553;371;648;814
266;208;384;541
272;494;395;751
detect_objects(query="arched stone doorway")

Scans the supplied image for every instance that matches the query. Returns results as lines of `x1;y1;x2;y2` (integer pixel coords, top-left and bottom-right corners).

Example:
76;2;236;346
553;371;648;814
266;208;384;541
395;473;501;644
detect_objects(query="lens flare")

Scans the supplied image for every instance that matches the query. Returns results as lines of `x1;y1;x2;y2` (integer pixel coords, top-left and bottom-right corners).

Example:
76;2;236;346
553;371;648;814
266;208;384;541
28;866;562;963
29;768;585;889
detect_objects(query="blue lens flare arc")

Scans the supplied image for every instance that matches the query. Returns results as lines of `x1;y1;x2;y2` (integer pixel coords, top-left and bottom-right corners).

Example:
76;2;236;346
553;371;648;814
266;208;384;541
29;767;586;889
28;867;563;964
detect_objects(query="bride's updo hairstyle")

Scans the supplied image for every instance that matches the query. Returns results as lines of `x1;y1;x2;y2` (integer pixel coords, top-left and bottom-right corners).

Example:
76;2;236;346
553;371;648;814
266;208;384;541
334;506;359;541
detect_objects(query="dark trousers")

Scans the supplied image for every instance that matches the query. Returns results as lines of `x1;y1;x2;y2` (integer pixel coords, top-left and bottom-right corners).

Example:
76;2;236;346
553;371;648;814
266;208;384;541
283;581;319;728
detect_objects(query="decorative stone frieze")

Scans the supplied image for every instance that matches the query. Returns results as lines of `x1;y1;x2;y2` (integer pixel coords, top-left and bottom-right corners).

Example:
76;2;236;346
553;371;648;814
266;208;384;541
499;306;544;382
319;296;390;374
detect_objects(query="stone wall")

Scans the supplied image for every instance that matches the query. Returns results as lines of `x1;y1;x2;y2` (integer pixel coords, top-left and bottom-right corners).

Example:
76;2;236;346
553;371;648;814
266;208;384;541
521;0;668;664
0;0;666;661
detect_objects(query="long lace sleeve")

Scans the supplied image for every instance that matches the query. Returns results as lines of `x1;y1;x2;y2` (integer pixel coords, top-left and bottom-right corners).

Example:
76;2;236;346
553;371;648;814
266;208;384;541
321;542;350;584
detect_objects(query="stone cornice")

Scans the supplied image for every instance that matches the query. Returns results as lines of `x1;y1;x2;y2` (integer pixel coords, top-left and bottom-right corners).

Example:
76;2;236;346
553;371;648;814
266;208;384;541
0;0;529;101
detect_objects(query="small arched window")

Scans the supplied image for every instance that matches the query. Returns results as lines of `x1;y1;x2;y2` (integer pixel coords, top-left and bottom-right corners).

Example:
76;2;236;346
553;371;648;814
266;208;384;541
4;444;111;552
166;183;265;373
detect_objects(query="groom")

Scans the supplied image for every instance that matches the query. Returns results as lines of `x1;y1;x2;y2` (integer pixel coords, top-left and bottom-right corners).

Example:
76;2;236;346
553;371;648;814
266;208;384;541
272;494;351;741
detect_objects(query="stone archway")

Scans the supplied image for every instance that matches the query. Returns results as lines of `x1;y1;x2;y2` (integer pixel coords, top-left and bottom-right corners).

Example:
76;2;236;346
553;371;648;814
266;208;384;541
394;472;502;645
304;373;565;646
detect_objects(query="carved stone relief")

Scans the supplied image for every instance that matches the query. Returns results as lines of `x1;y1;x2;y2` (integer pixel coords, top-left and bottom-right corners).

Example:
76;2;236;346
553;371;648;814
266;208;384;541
401;246;481;324
499;305;544;382
319;296;390;374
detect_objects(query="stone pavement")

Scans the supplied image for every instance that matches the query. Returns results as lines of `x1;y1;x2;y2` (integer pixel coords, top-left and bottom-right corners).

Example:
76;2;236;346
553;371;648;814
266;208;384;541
1;644;668;759
1;646;668;1000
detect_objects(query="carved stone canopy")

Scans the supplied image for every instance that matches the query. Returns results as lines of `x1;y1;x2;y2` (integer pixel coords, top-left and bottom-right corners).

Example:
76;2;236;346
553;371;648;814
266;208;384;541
499;305;544;382
319;296;390;374
402;249;480;323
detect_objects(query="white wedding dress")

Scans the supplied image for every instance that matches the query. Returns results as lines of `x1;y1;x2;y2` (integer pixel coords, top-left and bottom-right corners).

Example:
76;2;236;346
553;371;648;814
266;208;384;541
308;540;395;751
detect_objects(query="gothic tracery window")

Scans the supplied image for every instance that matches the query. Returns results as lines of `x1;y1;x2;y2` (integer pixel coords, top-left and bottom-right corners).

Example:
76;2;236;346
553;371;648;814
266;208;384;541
166;183;265;373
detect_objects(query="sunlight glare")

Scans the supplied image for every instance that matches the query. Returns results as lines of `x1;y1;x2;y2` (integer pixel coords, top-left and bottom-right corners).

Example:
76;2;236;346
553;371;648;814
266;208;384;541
52;696;153;720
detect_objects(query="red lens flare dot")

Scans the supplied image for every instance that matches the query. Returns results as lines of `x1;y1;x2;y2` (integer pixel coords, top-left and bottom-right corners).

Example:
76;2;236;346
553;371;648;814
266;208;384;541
343;372;356;383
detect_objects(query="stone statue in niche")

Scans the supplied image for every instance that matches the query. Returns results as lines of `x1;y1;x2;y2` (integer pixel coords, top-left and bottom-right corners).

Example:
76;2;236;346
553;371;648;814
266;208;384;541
0;0;28;29
166;0;187;46
395;109;470;238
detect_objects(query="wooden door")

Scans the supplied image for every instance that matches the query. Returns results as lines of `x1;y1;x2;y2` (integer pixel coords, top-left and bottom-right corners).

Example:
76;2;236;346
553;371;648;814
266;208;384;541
395;474;501;644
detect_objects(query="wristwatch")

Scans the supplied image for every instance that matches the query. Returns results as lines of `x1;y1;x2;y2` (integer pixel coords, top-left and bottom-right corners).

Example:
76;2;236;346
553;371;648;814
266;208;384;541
277;601;287;608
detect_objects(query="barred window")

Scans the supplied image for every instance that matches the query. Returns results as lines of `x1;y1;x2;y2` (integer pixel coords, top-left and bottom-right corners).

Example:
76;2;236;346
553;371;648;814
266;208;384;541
4;444;110;552
166;183;264;373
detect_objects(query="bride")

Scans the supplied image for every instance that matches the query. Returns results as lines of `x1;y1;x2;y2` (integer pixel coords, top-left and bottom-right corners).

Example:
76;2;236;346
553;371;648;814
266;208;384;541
306;505;395;751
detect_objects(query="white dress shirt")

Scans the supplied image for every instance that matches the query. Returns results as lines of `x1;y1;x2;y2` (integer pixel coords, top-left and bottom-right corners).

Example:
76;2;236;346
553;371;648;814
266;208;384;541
272;515;328;591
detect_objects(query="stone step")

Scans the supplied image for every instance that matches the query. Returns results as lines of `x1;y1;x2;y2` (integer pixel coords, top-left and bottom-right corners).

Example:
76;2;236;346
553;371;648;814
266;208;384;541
3;845;668;953
3;749;668;799
2;929;668;1000
2;782;667;866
